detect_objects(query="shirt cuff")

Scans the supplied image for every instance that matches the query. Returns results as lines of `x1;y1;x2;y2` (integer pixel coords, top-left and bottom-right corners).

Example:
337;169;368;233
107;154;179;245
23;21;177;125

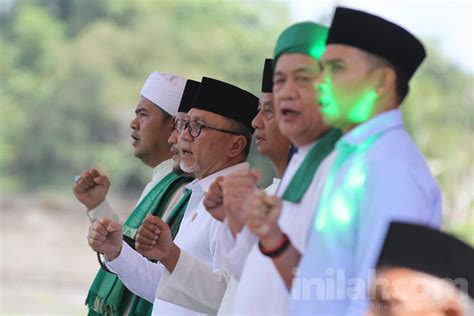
105;241;134;274
87;199;119;222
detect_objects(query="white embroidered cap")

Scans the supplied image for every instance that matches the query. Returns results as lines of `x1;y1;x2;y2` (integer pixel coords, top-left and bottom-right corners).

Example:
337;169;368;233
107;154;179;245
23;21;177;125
140;72;187;116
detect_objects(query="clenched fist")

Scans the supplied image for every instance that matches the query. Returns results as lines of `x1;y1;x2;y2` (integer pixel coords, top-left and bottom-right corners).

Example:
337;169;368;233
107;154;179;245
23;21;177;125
203;176;226;222
244;189;282;242
135;214;174;262
87;217;123;261
73;168;110;210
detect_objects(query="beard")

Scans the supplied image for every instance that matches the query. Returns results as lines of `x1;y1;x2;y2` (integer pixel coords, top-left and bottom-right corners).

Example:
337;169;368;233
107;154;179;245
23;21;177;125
180;160;200;174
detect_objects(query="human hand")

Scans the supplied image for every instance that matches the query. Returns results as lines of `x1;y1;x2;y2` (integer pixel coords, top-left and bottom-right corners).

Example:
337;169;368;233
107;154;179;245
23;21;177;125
73;168;110;210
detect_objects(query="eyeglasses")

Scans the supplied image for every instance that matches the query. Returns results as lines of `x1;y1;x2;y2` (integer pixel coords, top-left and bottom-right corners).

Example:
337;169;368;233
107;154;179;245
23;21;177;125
175;118;241;138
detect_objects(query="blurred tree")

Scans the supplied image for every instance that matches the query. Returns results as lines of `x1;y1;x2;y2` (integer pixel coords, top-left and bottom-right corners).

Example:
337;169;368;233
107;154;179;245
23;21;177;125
0;0;471;243
0;0;289;193
402;42;474;237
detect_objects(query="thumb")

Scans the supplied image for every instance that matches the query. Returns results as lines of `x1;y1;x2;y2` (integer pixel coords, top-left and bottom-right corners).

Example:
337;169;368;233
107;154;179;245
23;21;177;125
98;217;112;227
94;175;110;186
265;196;282;223
107;221;122;233
250;168;261;182
148;215;169;231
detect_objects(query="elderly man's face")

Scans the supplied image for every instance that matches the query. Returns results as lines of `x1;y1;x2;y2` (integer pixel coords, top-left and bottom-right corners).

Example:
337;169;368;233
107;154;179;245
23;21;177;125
273;53;329;147
252;92;290;162
130;97;171;167
168;112;189;174
367;267;465;316
317;44;381;131
178;109;240;179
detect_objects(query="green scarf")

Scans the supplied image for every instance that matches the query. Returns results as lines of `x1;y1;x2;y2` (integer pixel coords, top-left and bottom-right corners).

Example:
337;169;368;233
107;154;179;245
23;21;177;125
282;128;342;202
86;172;192;316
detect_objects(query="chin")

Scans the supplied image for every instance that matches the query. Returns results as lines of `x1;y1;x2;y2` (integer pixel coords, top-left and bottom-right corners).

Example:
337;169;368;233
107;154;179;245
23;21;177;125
180;161;200;174
277;124;293;140
257;146;270;156
133;150;143;159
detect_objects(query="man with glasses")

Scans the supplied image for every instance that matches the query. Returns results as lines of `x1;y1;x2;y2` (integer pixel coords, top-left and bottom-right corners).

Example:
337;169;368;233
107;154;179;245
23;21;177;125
135;58;293;314
86;77;258;315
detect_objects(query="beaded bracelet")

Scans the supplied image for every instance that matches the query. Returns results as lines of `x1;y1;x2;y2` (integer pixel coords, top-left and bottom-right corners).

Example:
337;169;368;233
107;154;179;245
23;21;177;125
97;252;113;274
258;233;290;258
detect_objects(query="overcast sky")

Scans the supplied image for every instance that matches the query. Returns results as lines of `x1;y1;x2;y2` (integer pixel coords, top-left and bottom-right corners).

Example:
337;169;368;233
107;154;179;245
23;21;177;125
287;0;473;74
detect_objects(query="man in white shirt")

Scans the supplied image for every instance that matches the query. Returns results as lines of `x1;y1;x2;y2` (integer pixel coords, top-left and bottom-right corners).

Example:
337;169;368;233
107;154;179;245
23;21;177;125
152;22;342;315
86;77;259;315
144;58;294;314
73;72;197;315
246;7;442;315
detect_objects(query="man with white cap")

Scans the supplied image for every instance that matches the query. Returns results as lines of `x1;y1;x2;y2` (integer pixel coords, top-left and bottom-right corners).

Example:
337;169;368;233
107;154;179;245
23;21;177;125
73;72;196;315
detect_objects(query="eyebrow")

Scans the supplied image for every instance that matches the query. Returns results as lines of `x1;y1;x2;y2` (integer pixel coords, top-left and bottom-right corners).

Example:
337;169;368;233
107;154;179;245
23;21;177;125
188;115;206;124
135;108;149;114
321;58;345;67
274;67;319;77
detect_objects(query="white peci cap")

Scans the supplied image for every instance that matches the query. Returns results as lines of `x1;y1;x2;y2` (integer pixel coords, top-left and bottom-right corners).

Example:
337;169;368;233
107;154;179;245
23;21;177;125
140;72;187;116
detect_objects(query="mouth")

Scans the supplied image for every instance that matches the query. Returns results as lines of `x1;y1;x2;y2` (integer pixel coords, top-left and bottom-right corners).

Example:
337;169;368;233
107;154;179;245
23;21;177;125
255;135;266;144
131;134;139;145
180;148;193;157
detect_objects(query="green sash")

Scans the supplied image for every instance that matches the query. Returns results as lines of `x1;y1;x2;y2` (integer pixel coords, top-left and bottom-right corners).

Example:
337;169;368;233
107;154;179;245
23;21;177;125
85;172;192;316
127;189;192;315
281;128;342;202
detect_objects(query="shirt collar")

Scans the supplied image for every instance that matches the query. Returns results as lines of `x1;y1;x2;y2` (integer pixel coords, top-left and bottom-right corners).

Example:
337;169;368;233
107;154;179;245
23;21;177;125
295;139;319;159
336;109;404;152
184;162;250;193
151;159;174;182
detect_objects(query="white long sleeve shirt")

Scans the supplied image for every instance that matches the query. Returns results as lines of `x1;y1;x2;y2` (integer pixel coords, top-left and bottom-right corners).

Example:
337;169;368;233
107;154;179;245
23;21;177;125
105;162;249;315
231;141;327;315
154;178;282;314
153;139;327;315
289;109;441;315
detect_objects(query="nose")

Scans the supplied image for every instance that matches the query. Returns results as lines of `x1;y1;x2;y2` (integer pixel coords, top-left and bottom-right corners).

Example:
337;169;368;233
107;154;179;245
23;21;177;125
278;78;298;100
252;108;265;131
130;116;139;131
168;130;178;145
179;124;194;142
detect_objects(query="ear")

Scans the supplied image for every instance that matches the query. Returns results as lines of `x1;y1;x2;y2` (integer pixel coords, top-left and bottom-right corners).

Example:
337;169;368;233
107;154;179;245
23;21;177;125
227;135;247;158
374;66;396;99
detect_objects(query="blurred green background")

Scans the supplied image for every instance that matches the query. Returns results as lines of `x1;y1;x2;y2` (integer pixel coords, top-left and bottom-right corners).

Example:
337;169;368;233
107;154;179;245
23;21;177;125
0;0;472;314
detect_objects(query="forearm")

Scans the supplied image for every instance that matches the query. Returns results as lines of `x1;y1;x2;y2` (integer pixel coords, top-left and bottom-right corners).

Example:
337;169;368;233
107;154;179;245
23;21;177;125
260;228;302;290
160;243;181;273
271;244;301;289
106;242;164;303
218;223;256;280
88;199;119;222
